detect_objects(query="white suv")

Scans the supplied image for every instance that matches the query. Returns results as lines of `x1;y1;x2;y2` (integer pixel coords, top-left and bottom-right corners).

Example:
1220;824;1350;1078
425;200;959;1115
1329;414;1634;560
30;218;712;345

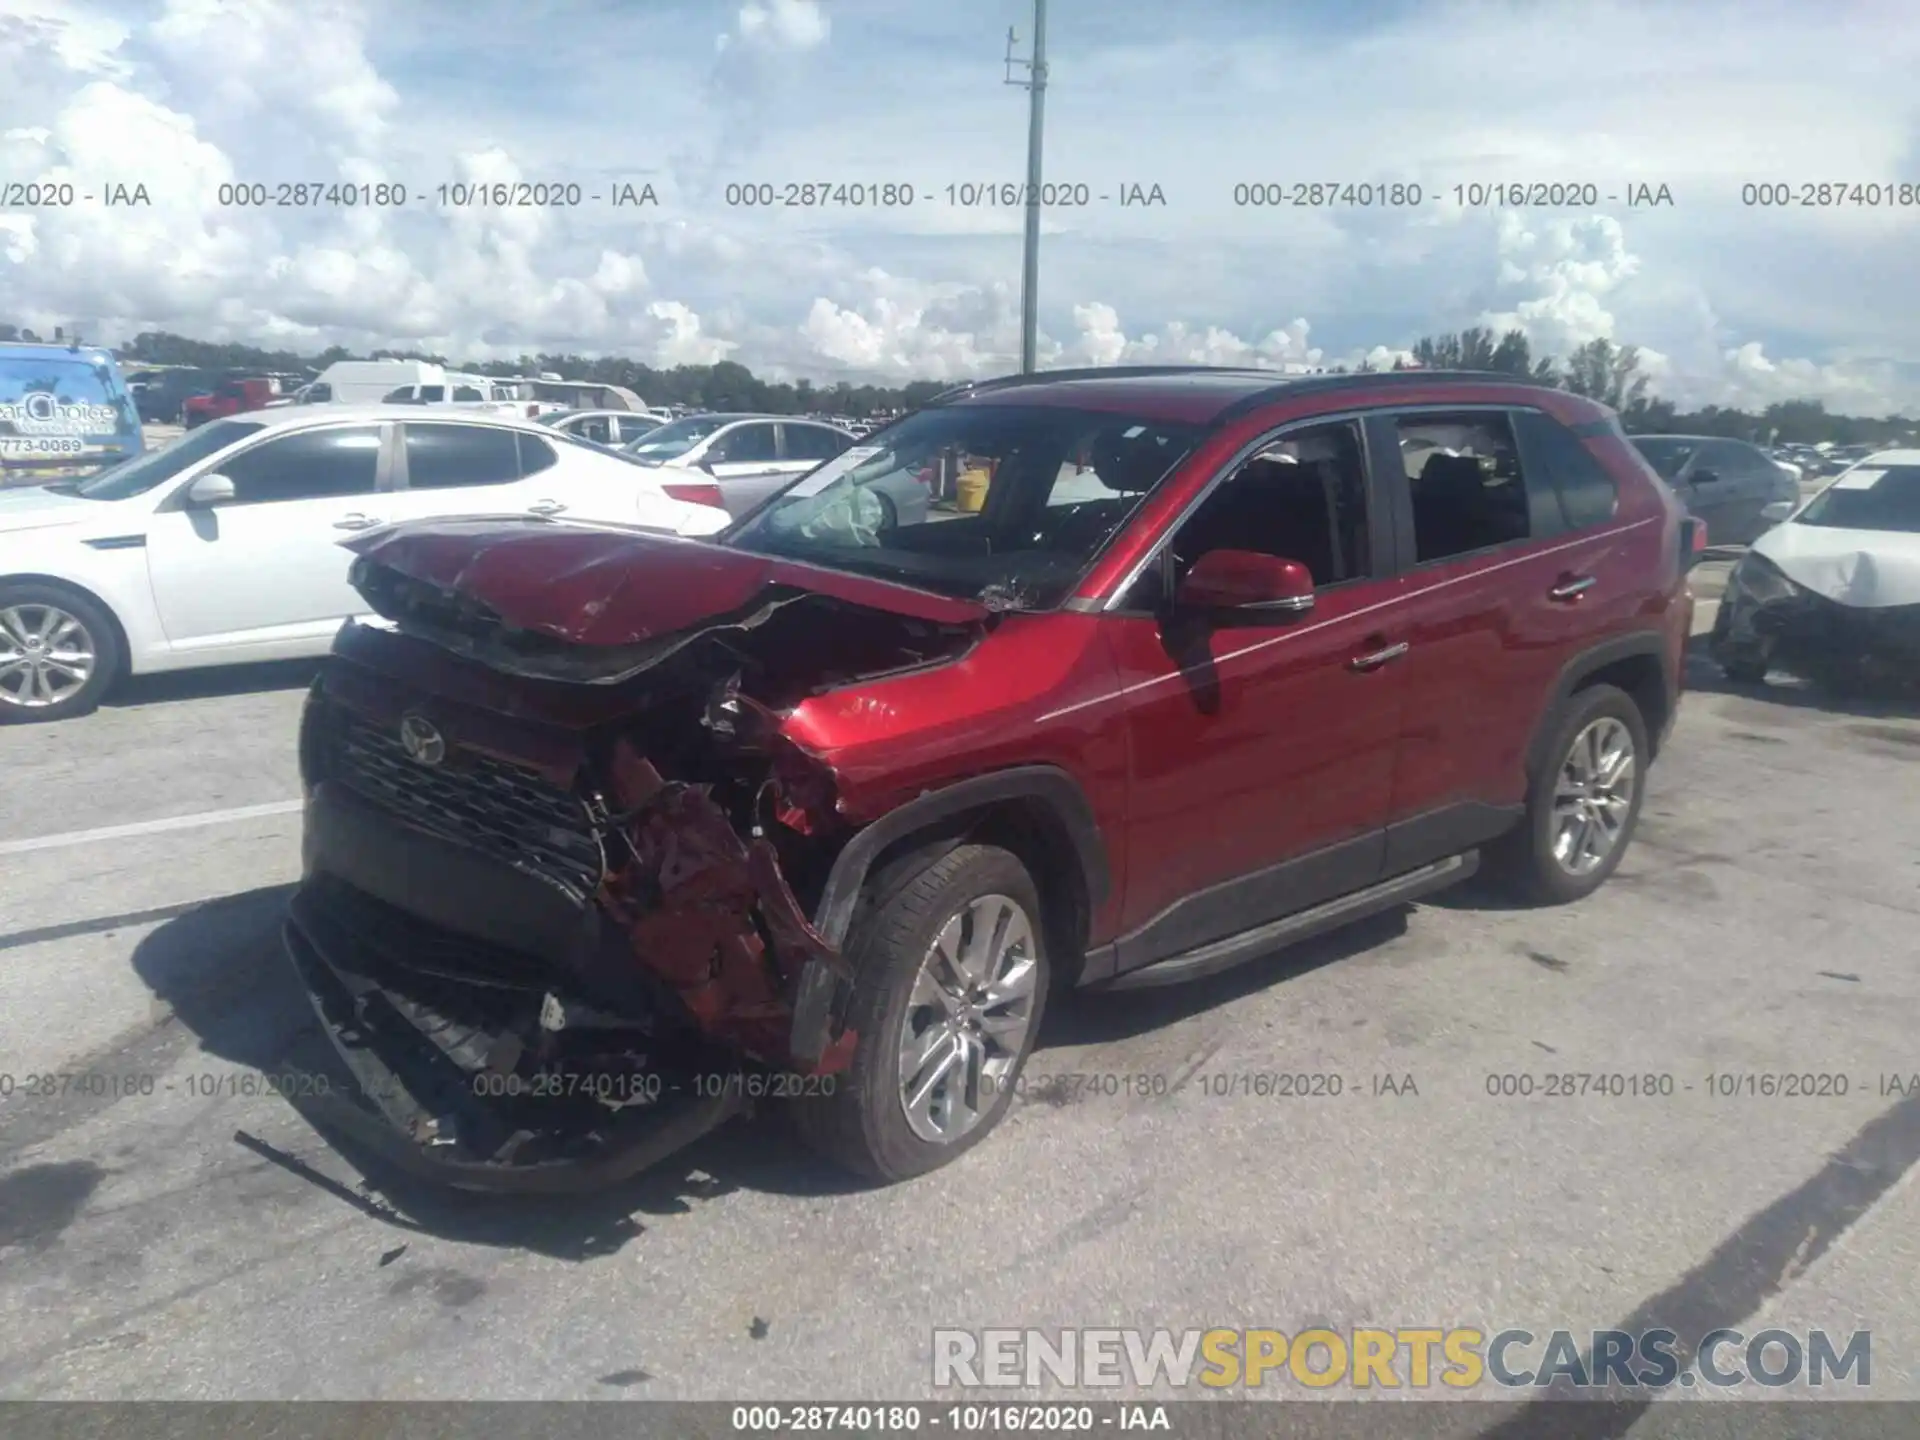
0;406;729;721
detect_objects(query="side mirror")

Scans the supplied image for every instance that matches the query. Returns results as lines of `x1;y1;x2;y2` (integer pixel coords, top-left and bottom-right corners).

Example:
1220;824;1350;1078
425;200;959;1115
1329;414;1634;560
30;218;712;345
1760;500;1795;524
185;473;236;507
1175;549;1315;616
1690;467;1721;484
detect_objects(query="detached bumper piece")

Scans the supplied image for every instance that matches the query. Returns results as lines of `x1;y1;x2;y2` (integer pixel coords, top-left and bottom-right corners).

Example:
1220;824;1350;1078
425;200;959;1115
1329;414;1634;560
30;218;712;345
284;884;747;1194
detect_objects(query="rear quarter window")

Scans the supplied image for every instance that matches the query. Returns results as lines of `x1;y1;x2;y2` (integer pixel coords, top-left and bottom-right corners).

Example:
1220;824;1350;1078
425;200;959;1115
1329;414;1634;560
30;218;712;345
1515;410;1620;529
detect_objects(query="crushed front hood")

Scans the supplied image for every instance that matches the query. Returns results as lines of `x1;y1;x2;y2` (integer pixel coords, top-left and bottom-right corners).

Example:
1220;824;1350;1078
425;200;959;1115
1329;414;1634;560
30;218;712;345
1752;522;1920;609
343;517;989;647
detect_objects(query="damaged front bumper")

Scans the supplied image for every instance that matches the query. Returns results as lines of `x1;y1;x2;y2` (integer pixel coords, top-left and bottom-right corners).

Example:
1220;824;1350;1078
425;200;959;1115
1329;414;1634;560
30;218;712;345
284;880;752;1194
1711;565;1920;691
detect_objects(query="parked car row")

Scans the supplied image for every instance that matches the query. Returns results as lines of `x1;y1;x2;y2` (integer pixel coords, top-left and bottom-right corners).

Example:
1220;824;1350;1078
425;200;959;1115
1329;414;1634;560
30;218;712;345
20;357;1916;1200
0;406;729;717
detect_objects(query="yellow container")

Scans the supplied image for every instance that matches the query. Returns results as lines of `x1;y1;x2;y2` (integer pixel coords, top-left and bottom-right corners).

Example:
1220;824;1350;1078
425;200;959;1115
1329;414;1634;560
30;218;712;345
956;466;992;512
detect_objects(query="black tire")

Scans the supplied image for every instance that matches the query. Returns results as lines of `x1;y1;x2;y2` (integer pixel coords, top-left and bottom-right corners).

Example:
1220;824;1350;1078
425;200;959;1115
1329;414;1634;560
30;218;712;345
0;580;124;722
1486;683;1649;905
791;844;1049;1182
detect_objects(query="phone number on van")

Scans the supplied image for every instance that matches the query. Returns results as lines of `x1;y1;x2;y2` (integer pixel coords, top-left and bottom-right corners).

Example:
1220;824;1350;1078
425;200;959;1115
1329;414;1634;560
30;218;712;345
0;437;94;456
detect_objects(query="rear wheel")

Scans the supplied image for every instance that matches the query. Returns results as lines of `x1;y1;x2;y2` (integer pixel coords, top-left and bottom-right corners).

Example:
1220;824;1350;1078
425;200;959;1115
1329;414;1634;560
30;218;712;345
1488;684;1648;905
0;582;123;722
791;844;1048;1182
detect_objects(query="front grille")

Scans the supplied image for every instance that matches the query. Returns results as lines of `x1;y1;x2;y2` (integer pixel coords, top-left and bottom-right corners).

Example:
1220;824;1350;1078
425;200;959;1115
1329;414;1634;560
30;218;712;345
332;711;604;900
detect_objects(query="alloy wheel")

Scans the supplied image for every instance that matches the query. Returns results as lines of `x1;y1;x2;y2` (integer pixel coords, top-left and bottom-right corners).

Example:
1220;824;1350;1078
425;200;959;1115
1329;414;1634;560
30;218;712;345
1551;716;1637;876
897;893;1040;1144
0;603;97;710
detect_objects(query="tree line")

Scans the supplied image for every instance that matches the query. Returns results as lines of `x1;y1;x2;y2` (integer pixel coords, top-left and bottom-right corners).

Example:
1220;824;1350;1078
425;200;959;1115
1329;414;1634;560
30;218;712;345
6;320;1911;444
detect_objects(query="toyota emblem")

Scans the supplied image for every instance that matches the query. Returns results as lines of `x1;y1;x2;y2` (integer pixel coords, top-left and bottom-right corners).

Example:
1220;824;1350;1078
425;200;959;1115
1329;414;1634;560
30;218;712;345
398;713;446;766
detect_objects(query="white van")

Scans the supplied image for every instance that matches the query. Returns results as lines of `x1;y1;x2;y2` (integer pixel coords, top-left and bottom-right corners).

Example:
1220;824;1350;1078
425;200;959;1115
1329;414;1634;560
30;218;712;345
379;373;554;419
296;360;446;406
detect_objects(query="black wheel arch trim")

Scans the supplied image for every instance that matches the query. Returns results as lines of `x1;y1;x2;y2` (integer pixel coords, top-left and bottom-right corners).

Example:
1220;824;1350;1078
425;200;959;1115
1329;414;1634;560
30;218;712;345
788;765;1109;1071
809;764;1110;950
1523;629;1670;781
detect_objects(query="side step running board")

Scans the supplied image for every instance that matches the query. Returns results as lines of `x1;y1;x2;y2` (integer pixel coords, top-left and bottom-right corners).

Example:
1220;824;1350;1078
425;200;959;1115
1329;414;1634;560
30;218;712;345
1103;851;1479;991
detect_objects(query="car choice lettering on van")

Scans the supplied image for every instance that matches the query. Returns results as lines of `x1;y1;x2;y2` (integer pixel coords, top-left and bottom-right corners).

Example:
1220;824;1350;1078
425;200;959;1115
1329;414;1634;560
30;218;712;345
0;392;123;435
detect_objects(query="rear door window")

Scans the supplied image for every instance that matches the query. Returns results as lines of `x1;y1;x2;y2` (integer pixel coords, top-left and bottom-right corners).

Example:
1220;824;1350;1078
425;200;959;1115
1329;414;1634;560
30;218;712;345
402;423;524;488
1392;411;1539;562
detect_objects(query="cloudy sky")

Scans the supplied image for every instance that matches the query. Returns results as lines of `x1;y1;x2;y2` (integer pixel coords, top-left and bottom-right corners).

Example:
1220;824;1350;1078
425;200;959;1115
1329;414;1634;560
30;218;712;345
3;0;1918;411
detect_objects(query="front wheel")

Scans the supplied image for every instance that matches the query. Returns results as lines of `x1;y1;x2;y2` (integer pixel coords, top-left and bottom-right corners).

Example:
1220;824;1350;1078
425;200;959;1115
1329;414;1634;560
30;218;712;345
791;844;1049;1182
0;582;124;722
1487;683;1649;905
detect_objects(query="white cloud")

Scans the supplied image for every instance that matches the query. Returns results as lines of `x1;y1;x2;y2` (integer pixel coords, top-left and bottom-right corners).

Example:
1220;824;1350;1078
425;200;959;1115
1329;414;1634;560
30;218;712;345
726;0;829;52
1479;213;1642;355
0;0;1914;413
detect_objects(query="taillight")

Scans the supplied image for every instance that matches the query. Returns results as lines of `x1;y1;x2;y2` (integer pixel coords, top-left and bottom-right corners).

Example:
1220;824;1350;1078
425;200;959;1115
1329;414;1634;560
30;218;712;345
662;480;726;508
1680;516;1708;568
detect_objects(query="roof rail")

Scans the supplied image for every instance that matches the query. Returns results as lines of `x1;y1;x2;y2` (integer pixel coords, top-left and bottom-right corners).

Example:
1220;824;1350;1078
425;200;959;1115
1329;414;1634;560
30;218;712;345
925;363;1570;409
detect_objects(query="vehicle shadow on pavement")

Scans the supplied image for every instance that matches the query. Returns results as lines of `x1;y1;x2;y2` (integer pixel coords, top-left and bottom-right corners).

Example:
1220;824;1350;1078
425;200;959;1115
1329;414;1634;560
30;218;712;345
106;657;322;709
128;886;871;1262
1682;636;1919;721
1042;909;1410;1048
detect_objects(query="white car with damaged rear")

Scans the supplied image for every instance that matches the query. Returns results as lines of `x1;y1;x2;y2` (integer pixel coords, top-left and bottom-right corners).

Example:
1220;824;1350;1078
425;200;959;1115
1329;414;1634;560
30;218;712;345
1709;449;1920;691
0;405;731;722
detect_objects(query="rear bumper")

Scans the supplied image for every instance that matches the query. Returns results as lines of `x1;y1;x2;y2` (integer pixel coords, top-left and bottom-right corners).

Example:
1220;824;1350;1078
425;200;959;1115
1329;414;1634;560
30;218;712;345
283;890;747;1195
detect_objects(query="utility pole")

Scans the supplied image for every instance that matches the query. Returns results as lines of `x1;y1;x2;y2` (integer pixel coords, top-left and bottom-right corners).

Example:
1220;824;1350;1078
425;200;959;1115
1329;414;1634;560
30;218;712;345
1004;0;1049;373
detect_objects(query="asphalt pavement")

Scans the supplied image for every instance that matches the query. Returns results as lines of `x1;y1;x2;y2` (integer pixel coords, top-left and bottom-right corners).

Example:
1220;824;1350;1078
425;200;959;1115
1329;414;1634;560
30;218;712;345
2;567;1918;1419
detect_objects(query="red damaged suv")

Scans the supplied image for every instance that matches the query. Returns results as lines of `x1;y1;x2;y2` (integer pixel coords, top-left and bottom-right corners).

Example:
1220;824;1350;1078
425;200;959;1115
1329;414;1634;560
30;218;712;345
287;367;1697;1189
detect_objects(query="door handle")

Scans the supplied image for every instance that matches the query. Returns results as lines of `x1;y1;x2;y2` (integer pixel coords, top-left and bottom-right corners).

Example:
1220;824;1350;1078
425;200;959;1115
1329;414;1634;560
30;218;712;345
1549;574;1596;602
1349;641;1409;672
527;499;567;516
331;513;381;530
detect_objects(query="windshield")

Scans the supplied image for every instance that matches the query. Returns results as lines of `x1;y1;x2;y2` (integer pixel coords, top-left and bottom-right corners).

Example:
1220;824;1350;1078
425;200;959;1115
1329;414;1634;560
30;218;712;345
723;404;1202;610
626;415;732;463
1629;438;1697;481
0;353;141;477
1796;465;1920;534
74;419;265;500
